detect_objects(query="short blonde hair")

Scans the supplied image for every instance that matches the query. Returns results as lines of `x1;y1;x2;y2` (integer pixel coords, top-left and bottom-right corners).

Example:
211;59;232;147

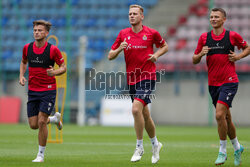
33;20;52;32
129;4;144;14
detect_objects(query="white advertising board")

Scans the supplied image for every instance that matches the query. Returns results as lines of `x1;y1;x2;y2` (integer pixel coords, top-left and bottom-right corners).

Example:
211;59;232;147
100;98;134;126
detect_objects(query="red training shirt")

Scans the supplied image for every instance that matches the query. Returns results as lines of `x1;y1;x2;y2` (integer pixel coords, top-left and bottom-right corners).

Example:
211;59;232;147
111;25;165;85
194;29;247;86
22;41;64;91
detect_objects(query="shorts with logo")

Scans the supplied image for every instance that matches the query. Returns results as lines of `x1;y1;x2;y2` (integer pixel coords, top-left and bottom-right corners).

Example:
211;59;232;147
27;90;56;117
209;82;238;109
128;80;155;106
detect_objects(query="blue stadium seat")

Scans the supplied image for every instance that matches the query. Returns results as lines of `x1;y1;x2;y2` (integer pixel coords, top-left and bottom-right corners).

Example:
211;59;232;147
84;18;97;28
1;17;8;27
2;50;13;59
105;18;117;28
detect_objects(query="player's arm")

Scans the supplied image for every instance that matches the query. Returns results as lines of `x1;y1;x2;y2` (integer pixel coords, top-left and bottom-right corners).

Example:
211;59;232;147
228;43;250;62
19;58;28;86
192;46;211;64
148;42;168;62
47;62;66;77
108;39;127;60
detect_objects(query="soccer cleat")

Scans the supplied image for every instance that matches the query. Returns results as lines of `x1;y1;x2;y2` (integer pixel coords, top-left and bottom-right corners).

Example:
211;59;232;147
32;155;44;162
151;142;163;164
215;152;227;165
55;112;63;130
234;145;244;166
131;147;144;162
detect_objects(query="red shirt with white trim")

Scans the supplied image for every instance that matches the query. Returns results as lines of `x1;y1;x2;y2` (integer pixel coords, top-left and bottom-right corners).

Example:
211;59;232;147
194;29;247;86
22;41;64;91
111;25;165;85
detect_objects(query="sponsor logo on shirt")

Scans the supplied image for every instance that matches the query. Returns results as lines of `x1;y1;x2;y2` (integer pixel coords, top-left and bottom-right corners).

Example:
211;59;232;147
210;42;224;50
126;44;132;50
132;45;147;49
31;57;43;64
126;44;147;50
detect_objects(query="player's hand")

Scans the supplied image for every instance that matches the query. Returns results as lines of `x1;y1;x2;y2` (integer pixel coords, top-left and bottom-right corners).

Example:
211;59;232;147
119;38;128;50
47;66;55;76
228;50;240;62
148;54;157;62
19;76;27;86
200;46;211;56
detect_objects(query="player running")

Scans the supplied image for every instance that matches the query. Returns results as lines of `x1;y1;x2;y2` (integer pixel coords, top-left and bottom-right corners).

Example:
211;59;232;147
108;4;168;164
193;8;250;166
19;20;66;162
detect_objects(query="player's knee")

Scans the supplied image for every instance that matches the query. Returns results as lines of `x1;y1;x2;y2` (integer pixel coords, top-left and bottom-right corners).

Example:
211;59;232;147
142;111;150;120
38;119;47;128
215;112;225;121
132;107;141;117
29;123;38;129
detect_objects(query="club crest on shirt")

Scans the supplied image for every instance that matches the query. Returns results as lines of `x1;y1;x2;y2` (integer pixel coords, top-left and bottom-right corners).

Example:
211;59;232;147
143;35;147;40
128;36;130;40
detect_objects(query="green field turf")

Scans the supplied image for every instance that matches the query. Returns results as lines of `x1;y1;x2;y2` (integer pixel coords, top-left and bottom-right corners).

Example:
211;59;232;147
0;124;249;167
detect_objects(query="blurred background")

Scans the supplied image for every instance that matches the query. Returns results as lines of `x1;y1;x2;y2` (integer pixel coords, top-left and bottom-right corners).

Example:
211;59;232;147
0;0;250;126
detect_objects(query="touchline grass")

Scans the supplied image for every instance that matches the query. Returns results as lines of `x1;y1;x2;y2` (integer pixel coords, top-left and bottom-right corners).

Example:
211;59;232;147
0;124;249;167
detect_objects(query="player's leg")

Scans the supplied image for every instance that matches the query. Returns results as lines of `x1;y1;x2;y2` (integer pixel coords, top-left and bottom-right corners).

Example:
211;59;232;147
226;109;244;166
131;99;145;162
143;105;162;164
33;90;56;162
47;112;63;130
32;112;49;162
28;116;39;129
214;103;228;166
143;105;155;138
209;86;228;165
226;109;236;139
223;83;243;166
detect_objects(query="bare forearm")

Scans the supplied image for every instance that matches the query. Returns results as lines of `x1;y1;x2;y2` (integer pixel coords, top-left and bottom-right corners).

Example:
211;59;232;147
192;53;204;64
238;44;250;60
54;65;66;76
108;48;122;60
19;61;27;78
154;43;168;59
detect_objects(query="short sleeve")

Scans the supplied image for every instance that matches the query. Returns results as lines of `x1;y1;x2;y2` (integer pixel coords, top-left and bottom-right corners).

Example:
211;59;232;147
230;31;247;50
153;30;165;48
22;44;29;60
194;33;207;54
51;45;64;66
111;31;122;50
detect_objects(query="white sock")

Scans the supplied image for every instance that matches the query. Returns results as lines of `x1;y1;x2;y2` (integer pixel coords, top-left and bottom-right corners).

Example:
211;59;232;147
150;136;159;147
49;115;57;123
231;137;240;151
136;139;143;148
37;145;46;158
219;140;227;154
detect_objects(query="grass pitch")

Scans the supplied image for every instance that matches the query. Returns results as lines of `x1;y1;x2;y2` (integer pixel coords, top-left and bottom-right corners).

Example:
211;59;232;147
0;124;249;167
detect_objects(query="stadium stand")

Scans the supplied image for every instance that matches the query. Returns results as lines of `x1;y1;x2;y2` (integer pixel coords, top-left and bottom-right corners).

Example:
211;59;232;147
0;0;159;121
158;0;250;72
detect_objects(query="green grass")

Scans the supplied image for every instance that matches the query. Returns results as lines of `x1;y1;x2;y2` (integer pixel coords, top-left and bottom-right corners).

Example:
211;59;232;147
0;124;250;167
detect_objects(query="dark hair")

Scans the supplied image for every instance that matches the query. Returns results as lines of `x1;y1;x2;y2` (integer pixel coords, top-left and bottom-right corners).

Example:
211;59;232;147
211;8;226;18
33;20;52;32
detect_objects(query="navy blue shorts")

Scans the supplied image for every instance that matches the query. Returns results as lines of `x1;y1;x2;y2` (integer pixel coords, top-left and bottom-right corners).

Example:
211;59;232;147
27;90;56;117
128;80;155;106
209;83;238;109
